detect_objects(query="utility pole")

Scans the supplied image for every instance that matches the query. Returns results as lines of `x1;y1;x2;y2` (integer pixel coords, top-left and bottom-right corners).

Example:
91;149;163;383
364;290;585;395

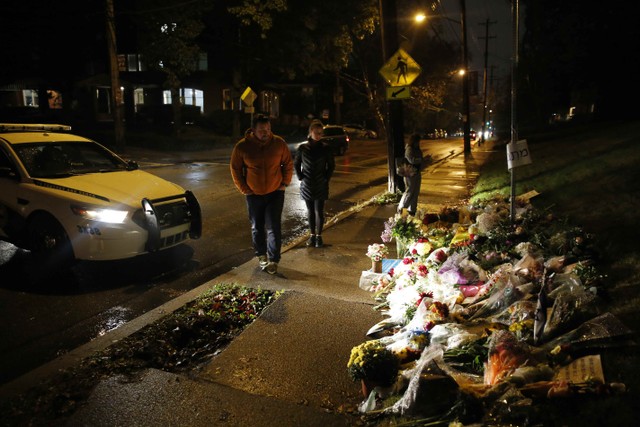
510;0;520;223
105;0;125;152
479;19;496;145
460;0;471;156
379;0;405;193
334;70;342;124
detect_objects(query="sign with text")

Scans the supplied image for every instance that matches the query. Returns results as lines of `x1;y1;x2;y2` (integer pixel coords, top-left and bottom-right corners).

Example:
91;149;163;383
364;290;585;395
507;139;532;170
555;354;605;384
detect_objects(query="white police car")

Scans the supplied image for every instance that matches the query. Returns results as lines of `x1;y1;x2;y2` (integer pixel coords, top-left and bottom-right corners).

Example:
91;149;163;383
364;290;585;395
0;124;201;269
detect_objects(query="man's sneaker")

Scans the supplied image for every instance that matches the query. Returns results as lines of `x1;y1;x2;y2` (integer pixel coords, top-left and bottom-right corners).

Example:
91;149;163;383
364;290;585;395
315;236;323;248
306;235;316;247
258;255;268;270
265;261;278;275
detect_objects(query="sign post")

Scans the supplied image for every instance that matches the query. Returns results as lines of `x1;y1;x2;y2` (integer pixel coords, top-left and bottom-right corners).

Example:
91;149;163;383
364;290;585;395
377;47;422;192
507;139;532;222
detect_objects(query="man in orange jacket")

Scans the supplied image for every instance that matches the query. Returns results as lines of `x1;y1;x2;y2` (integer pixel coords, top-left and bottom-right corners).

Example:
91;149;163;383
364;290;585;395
230;114;293;275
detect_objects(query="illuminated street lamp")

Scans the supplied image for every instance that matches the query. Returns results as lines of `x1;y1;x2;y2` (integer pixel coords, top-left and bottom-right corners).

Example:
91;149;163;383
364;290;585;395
414;2;471;155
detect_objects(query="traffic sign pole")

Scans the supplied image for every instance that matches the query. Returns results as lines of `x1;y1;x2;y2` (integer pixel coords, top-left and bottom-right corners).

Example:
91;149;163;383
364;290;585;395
379;0;406;194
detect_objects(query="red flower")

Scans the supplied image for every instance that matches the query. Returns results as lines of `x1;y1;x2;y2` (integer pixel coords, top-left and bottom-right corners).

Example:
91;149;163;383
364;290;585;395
415;291;433;307
388;268;395;277
433;249;447;263
425;321;435;331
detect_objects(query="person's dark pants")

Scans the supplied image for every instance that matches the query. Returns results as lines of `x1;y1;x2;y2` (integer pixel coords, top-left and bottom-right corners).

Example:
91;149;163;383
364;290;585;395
246;190;285;263
304;199;325;235
398;172;421;215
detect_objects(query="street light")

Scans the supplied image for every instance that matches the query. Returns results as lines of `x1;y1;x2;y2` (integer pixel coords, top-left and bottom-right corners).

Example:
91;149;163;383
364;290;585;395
414;2;471;155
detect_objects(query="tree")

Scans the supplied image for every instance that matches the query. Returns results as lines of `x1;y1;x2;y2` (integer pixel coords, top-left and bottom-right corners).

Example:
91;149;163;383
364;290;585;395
228;0;378;80
223;0;379;128
519;0;640;125
134;0;209;135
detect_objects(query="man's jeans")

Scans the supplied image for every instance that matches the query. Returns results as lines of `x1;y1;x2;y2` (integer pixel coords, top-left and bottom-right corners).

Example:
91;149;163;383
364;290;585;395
246;190;285;263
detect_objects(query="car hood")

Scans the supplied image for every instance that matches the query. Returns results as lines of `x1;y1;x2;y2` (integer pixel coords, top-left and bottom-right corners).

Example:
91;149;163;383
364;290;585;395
34;170;186;207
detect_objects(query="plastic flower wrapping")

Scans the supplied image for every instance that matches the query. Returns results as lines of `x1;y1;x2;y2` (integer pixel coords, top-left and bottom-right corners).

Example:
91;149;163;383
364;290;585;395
349;199;632;425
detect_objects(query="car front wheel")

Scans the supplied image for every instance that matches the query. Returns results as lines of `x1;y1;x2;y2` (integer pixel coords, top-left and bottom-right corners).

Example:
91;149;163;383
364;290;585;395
27;212;75;271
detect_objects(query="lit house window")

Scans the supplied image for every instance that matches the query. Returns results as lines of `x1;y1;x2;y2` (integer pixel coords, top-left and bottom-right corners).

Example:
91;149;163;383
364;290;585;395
162;88;204;113
23;89;39;107
222;88;234;110
260;90;279;118
196;53;208;71
47;90;63;109
133;88;145;112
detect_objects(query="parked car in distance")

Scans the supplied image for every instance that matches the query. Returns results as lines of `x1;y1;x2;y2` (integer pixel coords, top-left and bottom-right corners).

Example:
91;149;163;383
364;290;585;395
424;129;447;139
0;123;202;271
470;130;477;140
343;123;378;139
321;125;350;155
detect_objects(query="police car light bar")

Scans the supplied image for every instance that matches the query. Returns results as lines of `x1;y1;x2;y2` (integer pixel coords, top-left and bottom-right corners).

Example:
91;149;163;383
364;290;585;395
0;123;72;132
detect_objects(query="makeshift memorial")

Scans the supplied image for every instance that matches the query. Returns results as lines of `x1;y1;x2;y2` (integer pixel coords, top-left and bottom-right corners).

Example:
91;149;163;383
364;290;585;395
348;198;629;425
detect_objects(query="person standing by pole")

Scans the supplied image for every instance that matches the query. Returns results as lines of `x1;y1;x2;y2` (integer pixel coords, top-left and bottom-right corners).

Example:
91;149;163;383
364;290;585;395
230;114;293;275
397;133;429;216
294;120;335;248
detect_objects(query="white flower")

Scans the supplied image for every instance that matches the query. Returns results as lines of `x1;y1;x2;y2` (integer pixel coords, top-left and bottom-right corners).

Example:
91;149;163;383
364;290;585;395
408;241;432;258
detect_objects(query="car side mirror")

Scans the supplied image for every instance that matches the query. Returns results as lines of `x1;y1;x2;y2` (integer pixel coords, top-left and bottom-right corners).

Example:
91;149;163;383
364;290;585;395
0;166;17;179
126;160;139;170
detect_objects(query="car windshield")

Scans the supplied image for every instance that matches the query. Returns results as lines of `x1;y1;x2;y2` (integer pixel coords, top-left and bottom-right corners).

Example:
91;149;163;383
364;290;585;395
15;141;129;178
323;127;344;137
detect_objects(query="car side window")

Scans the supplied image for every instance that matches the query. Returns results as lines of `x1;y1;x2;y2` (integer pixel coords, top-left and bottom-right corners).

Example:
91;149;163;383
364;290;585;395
0;148;18;179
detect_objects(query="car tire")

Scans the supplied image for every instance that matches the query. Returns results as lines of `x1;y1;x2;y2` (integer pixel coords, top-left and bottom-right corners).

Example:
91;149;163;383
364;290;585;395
27;212;75;271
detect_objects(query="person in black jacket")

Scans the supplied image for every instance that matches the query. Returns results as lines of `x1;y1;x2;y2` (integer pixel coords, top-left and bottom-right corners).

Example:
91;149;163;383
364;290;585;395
294;120;336;248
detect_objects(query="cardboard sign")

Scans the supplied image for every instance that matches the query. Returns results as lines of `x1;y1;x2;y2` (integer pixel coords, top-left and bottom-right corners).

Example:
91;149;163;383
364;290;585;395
507;139;532;169
554;354;605;383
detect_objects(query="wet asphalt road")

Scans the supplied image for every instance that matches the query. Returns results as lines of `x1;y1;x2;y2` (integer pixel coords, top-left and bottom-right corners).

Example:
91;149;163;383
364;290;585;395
0;137;462;385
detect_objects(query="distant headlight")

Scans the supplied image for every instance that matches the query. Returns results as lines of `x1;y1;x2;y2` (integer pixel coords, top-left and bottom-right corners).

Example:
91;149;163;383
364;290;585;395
71;205;128;224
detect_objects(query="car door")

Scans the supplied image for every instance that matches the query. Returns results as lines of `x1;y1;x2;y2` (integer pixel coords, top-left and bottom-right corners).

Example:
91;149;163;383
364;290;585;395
0;144;23;236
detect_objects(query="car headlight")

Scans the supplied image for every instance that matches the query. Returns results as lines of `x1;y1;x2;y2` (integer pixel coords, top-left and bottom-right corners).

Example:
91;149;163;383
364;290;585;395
71;205;128;224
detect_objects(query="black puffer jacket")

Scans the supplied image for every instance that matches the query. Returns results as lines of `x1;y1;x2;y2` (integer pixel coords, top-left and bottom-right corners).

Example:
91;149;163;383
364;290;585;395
294;139;335;201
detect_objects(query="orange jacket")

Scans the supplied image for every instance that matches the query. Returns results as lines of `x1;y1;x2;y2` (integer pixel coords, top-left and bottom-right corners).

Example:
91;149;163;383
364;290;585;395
230;131;293;195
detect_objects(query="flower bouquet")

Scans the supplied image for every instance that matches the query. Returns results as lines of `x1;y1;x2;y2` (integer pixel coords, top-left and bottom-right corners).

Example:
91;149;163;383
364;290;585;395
366;243;389;262
381;212;426;258
367;243;389;273
347;339;399;387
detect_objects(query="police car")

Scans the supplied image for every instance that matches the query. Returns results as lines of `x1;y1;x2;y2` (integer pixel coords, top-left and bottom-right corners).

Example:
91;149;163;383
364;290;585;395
0;123;201;269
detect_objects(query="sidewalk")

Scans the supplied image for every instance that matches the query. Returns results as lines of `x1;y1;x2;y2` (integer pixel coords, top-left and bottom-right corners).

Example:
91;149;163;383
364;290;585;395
6;139;499;425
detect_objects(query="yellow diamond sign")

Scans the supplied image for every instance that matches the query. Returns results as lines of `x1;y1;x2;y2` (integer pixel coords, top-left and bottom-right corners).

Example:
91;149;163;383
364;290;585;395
379;48;422;87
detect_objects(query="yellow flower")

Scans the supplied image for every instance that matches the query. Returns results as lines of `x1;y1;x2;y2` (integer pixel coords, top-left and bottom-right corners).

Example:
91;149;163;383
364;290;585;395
347;340;399;385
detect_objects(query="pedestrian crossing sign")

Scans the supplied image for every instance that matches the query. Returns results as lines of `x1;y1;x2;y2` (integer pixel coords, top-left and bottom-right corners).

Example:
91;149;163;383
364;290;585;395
379;48;422;87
